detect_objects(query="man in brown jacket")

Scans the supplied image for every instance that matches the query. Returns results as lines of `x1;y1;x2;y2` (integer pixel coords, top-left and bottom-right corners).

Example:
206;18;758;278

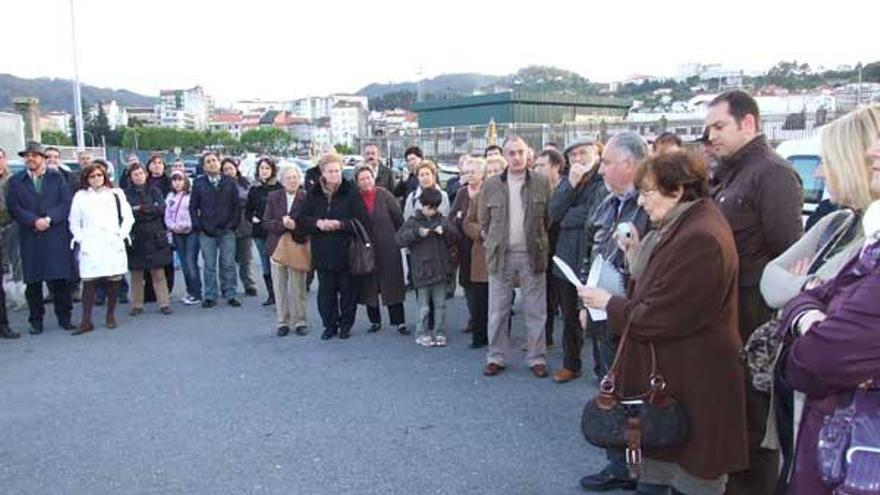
478;135;553;378
706;89;803;495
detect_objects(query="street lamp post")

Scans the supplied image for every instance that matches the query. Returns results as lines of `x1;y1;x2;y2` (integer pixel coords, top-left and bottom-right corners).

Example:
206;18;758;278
83;130;95;147
69;0;85;151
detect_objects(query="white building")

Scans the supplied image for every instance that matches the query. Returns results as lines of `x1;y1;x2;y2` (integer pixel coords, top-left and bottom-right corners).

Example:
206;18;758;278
330;102;367;147
291;94;369;121
41;111;71;135
159;86;212;130
126;106;160;126
232;99;287;114
209;112;245;138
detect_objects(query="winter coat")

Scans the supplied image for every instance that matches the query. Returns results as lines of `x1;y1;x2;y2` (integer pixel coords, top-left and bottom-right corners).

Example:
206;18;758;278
5;169;76;283
548;171;608;281
295;179;371;272
125;185;173;270
147;174;172;197
478;169;553;276
778;246;880;495
190;174;240;238
164;191;193;234
395;210;455;288
246;181;282;239
232;179;253;239
69;187;134;279
606;198;748;479
373;164;397;193
449;187;474;286
262;189;307;261
462;192;488;283
359;187;406;306
712;134;804;288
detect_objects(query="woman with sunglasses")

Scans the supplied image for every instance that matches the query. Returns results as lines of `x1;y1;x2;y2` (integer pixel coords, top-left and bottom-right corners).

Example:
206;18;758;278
68;161;135;334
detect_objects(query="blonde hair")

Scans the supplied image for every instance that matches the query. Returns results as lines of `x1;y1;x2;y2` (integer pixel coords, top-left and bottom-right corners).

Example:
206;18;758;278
466;157;487;176
819;104;880;210
415;160;439;182
317;153;344;172
485;156;508;176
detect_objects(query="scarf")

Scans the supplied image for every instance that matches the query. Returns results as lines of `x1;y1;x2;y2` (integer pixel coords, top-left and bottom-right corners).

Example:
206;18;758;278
361;187;377;214
630;200;698;279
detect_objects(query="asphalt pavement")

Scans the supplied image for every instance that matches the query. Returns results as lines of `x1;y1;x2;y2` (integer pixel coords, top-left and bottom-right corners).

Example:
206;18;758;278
0;277;627;495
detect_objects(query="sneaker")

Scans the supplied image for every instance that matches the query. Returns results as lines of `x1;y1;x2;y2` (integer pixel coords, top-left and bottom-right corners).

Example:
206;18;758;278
181;295;201;306
434;336;447;347
415;335;435;347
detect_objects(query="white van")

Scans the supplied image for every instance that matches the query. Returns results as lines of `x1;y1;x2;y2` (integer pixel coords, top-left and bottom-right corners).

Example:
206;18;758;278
775;136;824;218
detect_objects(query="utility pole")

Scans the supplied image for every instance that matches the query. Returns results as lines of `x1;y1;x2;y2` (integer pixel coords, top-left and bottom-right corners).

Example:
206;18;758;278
69;0;85;150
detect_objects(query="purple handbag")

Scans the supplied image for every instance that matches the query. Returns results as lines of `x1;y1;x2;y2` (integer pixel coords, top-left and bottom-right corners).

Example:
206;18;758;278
817;387;880;493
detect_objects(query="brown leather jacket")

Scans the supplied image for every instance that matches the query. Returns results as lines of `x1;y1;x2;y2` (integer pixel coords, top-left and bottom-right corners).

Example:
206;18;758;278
712;135;803;287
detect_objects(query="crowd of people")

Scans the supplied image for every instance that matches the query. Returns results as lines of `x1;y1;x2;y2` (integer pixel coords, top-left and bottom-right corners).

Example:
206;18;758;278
1;90;879;495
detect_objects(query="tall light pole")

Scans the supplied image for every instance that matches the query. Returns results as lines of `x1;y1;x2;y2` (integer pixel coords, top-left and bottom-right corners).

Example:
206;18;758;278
69;0;85;150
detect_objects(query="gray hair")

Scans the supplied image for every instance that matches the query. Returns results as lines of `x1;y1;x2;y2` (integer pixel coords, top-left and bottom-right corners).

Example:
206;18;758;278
277;165;302;183
606;131;648;163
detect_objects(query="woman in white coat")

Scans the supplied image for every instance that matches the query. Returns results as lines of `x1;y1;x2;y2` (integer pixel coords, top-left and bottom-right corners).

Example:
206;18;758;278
68;161;135;335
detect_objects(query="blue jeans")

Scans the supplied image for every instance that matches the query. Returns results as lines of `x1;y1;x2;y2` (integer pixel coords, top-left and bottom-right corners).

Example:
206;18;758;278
173;232;202;299
199;231;237;301
252;237;271;276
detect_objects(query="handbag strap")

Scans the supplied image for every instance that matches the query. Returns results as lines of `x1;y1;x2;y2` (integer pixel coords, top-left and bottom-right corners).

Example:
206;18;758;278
600;309;665;400
113;191;123;227
808;210;857;275
350;218;371;246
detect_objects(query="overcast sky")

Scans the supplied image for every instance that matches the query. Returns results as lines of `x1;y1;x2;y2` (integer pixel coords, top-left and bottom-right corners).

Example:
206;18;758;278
2;0;878;105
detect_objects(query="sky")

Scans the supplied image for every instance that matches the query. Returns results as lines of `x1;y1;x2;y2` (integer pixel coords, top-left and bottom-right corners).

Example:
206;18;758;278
2;0;879;105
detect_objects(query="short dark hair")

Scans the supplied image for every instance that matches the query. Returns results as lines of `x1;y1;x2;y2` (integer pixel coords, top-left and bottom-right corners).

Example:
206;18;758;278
78;163;112;190
538;149;565;169
44;146;61;155
354;165;374;182
404;146;423;160
255;156;277;181
484;145;503;157
710;90;760;130
544;142;559;150
635;150;709;202
419;187;442;208
654;132;682;148
125;163;148;186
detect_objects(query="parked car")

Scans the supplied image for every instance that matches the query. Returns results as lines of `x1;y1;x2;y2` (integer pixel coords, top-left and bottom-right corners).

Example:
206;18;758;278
775;136;823;219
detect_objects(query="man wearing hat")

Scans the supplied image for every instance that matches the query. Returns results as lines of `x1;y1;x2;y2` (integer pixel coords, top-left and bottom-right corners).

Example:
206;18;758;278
5;141;77;333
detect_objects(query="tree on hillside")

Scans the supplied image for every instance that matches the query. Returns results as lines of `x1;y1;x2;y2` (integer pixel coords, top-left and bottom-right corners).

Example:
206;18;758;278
41;130;72;146
240;128;292;155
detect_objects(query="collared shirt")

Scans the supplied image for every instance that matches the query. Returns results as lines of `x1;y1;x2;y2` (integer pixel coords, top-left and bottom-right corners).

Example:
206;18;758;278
580;186;648;281
208;174;221;188
28;169;45;193
285;192;296;212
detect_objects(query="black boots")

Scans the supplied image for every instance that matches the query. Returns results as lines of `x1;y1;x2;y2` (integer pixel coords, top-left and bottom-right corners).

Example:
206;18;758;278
0;325;19;339
105;279;120;329
262;274;275;306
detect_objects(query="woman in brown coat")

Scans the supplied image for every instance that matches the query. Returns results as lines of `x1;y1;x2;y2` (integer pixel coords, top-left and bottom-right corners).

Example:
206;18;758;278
580;151;747;495
354;166;408;335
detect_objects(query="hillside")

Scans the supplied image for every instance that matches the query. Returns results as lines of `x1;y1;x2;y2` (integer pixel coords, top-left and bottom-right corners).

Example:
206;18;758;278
0;73;158;113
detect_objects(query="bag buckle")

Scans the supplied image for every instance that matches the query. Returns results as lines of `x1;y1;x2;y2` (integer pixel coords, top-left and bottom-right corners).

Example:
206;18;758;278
625;447;642;465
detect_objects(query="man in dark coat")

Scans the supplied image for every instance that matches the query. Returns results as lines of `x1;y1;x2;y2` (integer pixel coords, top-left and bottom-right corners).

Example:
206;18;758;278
705;89;803;494
362;144;396;192
5;141;77;333
392;146;423;204
189;151;241;308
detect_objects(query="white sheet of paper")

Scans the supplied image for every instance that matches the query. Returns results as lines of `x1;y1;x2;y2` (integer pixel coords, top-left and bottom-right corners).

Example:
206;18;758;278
585;255;608;321
552;256;584;290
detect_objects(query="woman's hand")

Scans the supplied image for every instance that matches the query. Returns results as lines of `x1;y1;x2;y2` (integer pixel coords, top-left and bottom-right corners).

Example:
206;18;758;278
282;215;295;230
790;257;810;276
578;286;612;310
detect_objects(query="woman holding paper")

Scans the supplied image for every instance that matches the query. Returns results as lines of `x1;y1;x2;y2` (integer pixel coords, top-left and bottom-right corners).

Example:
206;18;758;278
579;150;747;495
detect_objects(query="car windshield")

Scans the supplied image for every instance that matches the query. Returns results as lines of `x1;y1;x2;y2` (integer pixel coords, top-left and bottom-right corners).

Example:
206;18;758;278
789;155;824;204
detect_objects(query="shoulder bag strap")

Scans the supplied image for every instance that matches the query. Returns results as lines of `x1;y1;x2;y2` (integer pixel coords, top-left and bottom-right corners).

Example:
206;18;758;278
113;191;123;227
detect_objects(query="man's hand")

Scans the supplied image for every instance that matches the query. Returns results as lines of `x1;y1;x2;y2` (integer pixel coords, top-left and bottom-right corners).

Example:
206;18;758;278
569;161;589;187
34;217;50;232
419;228;430;237
251;216;261;224
434;226;443;235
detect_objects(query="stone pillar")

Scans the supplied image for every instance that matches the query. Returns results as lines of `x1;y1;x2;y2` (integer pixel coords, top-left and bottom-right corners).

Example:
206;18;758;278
13;97;41;143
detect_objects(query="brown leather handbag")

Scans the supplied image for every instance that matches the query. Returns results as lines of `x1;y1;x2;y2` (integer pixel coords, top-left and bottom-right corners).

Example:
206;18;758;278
271;232;311;272
347;219;375;275
581;315;689;474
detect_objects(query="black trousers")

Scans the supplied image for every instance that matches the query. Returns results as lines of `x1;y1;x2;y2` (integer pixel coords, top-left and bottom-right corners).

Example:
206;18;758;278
545;272;559;342
465;281;488;344
317;269;358;331
555;277;585;371
26;279;73;325
367;303;405;326
0;274;8;326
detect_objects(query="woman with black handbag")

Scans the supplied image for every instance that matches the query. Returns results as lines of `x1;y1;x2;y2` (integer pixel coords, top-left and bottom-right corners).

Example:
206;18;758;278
580;151;747;495
296;153;371;341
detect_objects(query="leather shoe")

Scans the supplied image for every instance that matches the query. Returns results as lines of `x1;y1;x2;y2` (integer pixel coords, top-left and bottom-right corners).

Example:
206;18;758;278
338;328;351;340
294;325;308;336
202;299;216;308
320;328;336;340
72;323;94;336
59;321;77;331
244;287;258;297
530;364;549;378
579;472;637;492
396;324;410;336
276;326;290;337
367;323;381;333
483;363;505;376
129;308;143;317
228;298;241;307
29;321;44;335
553;368;581;383
0;325;20;339
159;306;173;315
